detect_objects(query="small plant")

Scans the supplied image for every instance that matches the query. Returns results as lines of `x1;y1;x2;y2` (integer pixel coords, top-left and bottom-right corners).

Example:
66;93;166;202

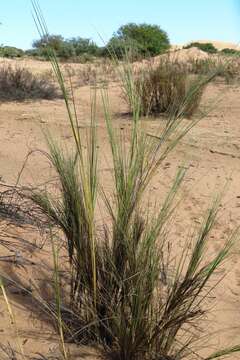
0;65;60;101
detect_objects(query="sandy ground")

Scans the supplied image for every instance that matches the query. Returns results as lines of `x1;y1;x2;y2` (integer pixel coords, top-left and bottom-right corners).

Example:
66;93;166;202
0;57;240;359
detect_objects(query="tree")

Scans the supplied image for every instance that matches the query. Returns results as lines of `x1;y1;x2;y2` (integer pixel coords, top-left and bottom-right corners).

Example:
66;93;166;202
32;34;76;59
32;34;65;52
103;37;141;60
107;23;170;58
68;37;99;56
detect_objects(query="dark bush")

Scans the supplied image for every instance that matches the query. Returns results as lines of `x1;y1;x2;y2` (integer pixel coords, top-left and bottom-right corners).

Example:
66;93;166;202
0;65;60;101
221;48;240;56
184;42;217;54
124;60;208;117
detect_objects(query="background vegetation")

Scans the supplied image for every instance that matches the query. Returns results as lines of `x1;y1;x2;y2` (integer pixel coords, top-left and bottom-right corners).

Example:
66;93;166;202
1;25;239;62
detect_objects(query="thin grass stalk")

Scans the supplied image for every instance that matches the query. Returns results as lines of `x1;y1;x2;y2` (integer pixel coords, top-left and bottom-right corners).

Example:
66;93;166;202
32;0;98;309
0;278;26;360
51;231;68;360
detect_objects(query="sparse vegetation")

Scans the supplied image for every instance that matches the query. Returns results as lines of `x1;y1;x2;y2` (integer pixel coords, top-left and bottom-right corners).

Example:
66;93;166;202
184;42;218;54
189;57;240;83
0;65;60;101
220;48;240;56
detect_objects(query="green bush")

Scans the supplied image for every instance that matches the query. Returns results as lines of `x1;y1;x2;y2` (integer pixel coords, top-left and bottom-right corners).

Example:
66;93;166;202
185;42;217;54
221;48;240;56
32;34;102;60
106;22;170;59
103;37;142;60
68;37;99;56
0;46;24;58
24;48;42;57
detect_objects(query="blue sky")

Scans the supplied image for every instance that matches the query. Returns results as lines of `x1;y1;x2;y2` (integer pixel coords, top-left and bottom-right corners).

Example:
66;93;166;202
0;0;240;49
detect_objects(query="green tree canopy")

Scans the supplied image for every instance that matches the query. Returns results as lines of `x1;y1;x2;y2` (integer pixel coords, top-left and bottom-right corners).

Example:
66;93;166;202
107;23;170;58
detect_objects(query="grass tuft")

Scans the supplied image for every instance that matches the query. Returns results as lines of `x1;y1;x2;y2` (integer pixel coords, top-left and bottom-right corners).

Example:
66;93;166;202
1;2;237;360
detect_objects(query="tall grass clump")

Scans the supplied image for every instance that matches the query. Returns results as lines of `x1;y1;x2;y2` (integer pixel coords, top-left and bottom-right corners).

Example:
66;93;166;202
23;2;240;360
122;59;214;118
0;65;60;101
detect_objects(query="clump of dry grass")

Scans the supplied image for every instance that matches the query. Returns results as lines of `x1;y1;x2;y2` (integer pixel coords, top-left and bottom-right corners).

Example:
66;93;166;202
74;61;117;87
0;65;60;101
122;59;212;118
189;57;240;84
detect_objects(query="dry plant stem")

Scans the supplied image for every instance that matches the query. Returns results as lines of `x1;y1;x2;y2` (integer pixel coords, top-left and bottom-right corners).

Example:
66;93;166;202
0;278;26;360
51;233;69;360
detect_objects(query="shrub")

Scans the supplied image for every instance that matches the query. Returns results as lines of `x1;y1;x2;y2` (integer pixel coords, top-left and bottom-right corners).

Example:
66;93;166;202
123;60;210;117
185;42;218;54
107;23;170;59
74;53;95;63
221;48;240;56
0;65;60;101
24;48;42;57
0;46;24;58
